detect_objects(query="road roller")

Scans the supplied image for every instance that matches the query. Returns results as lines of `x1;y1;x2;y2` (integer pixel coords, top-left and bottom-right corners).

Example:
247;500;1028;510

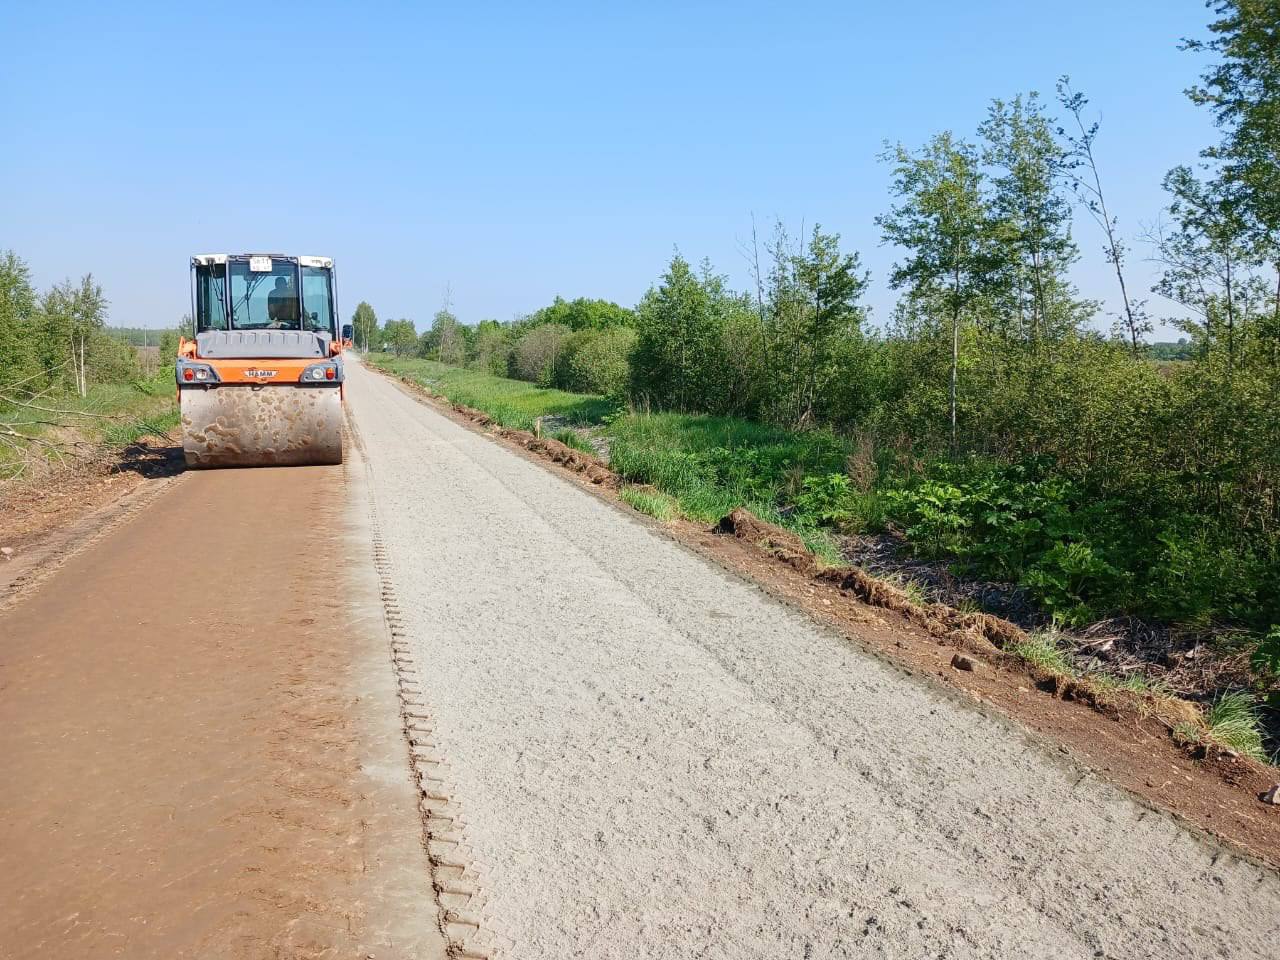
177;254;345;468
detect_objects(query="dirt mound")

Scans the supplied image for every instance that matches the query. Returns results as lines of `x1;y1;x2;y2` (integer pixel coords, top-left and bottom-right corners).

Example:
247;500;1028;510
716;508;1018;659
498;429;615;486
452;403;493;426
715;508;815;572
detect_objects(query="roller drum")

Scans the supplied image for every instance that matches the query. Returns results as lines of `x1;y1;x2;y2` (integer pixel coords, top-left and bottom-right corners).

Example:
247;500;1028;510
181;385;343;468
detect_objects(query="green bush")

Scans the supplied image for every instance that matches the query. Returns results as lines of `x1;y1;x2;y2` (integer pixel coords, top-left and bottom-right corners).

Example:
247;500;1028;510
879;459;1128;621
792;473;857;528
874;454;1280;633
1023;542;1126;626
556;327;636;397
882;480;972;557
1252;627;1280;679
512;323;571;385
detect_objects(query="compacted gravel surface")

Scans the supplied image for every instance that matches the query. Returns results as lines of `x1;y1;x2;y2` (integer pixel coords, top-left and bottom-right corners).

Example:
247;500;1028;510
346;359;1280;960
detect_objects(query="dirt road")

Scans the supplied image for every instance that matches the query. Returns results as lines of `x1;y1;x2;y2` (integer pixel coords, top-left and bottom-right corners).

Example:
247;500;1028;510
0;452;443;957
345;358;1280;959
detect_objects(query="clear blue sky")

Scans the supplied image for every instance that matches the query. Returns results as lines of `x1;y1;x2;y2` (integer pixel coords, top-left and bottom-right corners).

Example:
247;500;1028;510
1;1;1218;336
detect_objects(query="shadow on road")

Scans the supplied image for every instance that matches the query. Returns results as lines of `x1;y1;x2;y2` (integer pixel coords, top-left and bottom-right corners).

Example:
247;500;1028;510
111;438;185;479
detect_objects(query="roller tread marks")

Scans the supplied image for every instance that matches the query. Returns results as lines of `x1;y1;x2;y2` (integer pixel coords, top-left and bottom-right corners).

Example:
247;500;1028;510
346;414;506;959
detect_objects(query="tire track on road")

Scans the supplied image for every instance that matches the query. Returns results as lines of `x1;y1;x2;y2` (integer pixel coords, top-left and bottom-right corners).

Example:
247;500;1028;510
347;406;502;959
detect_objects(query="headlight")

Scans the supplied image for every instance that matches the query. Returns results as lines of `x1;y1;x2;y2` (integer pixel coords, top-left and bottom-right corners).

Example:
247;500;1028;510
300;363;342;384
176;361;220;385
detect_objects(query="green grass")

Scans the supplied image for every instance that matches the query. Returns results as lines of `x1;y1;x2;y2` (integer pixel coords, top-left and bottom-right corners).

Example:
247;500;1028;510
607;411;852;532
619;485;679;521
552;428;596;454
1010;626;1076;676
368;355;617;430
607;411;850;515
1204;692;1267;761
1;374;178;478
606;412;856;565
101;409;181;447
3;378;171;430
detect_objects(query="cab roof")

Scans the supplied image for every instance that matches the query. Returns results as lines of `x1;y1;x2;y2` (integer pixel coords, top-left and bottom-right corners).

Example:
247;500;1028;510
191;254;333;269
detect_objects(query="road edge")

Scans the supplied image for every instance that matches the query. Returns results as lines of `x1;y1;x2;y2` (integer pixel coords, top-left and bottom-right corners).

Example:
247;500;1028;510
345;404;505;959
0;471;185;613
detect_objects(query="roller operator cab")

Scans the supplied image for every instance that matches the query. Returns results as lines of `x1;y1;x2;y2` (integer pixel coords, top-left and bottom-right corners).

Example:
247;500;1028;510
177;254;345;468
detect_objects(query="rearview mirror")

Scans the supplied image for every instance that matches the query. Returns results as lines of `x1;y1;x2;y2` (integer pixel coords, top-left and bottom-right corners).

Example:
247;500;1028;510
341;324;354;340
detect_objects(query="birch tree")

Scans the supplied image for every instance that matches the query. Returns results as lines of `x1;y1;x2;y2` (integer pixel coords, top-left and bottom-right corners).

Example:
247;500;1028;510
40;275;107;397
351;301;379;352
1056;77;1151;351
980;93;1081;343
878;132;995;450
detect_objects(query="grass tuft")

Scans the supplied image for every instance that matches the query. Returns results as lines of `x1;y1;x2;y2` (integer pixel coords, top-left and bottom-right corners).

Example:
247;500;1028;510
1204;692;1267;761
1011;625;1076;676
619;486;678;521
798;528;844;568
552;428;596;455
878;573;929;607
1173;721;1204;749
1170;692;1266;761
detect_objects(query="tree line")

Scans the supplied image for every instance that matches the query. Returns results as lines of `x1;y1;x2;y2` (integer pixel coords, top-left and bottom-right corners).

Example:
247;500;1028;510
351;3;1279;636
1;253;121;397
1;253;189;399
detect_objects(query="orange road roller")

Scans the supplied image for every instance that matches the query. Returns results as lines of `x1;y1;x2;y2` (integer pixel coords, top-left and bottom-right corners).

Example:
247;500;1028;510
177;254;348;468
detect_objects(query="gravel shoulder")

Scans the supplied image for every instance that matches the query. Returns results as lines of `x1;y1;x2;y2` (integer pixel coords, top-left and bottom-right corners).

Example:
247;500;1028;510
346;356;1280;960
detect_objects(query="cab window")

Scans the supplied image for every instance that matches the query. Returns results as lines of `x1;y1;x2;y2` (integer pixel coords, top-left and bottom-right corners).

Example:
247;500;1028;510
301;267;335;334
229;259;300;330
195;263;228;331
